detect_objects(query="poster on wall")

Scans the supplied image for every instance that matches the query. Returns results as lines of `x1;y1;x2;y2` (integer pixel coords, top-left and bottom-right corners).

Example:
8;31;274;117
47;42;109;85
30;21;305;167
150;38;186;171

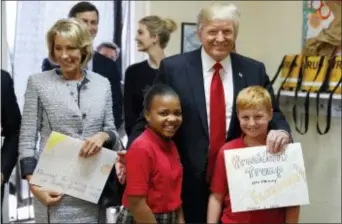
302;0;341;56
181;23;201;53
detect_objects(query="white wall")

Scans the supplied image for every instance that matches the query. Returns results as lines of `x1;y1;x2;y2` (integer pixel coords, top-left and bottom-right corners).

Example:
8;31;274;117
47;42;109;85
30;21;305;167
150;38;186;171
1;4;10;224
149;1;341;223
1;1;8;70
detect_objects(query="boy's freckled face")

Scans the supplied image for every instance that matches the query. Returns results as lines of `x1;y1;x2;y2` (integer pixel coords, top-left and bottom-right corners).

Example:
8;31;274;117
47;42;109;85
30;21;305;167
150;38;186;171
145;95;183;138
237;107;272;138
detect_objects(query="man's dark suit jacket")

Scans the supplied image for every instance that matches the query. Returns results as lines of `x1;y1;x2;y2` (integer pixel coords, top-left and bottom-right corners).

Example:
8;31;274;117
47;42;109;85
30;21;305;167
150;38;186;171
41;52;123;129
127;48;291;223
1;70;21;184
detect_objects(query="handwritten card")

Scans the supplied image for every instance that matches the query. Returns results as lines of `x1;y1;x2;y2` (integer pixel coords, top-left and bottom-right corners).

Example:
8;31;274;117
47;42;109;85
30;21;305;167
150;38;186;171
224;142;310;212
30;132;117;204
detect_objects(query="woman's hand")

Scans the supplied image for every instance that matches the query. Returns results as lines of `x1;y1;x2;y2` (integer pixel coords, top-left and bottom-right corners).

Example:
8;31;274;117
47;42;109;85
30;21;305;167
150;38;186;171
79;132;109;158
29;184;63;206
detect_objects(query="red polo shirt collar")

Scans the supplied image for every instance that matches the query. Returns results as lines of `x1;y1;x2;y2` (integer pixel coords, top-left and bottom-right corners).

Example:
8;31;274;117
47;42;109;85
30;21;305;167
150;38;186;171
145;126;172;150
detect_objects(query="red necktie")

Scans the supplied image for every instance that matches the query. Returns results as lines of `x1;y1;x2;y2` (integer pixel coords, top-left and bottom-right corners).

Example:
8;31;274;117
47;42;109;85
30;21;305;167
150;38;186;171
207;62;226;181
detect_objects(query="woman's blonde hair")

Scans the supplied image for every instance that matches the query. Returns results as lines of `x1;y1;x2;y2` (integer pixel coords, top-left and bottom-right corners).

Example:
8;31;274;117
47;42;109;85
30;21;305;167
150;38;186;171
139;15;177;49
236;86;273;114
46;18;93;67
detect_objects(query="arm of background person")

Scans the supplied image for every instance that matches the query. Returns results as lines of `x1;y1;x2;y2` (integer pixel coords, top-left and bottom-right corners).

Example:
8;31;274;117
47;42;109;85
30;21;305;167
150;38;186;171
1;71;22;183
123;66;136;137
111;62;124;129
126;60;167;149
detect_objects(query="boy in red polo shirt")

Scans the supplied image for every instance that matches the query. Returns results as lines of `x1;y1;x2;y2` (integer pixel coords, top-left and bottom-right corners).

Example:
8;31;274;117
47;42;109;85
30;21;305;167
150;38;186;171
116;84;184;224
207;86;300;224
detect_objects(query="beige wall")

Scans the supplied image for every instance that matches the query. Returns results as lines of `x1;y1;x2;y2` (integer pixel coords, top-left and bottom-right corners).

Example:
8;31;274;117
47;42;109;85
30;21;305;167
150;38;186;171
150;1;341;223
150;1;302;77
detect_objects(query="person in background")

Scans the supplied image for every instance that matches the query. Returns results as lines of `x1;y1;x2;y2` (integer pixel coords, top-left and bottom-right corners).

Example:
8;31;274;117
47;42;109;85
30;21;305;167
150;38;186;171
1;69;21;223
19;18;123;223
124;15;177;137
116;84;185;224
207;86;299;224
127;3;291;223
41;1;123;129
97;42;120;61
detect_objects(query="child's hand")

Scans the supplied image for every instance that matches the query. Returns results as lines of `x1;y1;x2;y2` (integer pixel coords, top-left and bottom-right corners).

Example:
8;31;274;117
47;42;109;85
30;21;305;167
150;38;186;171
115;151;126;184
178;207;185;224
266;130;290;153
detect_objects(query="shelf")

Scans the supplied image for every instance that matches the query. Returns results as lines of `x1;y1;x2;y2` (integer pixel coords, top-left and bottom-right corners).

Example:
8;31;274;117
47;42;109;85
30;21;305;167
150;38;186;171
278;91;342;118
279;90;342;100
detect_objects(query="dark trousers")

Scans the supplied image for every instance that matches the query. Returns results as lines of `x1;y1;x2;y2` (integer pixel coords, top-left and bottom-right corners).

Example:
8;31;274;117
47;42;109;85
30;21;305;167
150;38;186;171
182;170;209;223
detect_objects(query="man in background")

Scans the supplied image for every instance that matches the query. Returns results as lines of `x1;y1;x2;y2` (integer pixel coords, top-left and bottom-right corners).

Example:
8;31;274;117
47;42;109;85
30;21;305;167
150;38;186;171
97;42;120;61
97;41;123;99
1;69;21;222
41;1;123;129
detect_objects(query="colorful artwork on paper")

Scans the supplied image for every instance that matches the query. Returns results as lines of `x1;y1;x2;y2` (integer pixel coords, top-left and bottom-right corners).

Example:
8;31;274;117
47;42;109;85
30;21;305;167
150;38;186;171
302;0;341;56
30;132;117;204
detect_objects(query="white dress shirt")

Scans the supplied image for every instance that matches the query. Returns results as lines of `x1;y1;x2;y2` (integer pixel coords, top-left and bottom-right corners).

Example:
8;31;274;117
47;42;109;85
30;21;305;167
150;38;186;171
201;48;234;133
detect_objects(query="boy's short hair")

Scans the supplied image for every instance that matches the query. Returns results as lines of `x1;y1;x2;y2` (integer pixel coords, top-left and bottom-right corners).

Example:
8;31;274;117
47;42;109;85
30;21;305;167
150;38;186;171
236;86;272;113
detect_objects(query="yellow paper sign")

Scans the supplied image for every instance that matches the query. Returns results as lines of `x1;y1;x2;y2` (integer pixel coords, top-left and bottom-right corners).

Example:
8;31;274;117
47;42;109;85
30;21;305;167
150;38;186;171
46;131;67;150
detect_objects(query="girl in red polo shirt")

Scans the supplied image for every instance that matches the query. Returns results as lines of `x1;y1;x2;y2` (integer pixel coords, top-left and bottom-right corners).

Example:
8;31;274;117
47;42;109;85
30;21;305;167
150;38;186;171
207;86;300;224
116;84;184;224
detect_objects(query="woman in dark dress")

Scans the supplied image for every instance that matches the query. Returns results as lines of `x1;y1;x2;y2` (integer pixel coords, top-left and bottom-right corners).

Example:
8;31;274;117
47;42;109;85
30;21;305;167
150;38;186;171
123;15;177;136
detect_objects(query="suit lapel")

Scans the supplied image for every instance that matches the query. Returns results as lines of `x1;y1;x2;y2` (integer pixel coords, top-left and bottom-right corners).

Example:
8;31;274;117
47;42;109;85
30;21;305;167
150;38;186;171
231;53;246;102
185;49;209;138
227;53;247;139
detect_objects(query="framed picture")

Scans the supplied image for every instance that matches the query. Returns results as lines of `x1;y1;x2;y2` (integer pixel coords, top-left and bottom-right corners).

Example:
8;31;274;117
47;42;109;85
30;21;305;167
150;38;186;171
180;22;201;53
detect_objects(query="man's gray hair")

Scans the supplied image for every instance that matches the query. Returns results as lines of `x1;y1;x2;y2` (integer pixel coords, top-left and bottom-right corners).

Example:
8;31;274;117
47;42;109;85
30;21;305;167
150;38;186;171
96;41;120;55
197;2;240;35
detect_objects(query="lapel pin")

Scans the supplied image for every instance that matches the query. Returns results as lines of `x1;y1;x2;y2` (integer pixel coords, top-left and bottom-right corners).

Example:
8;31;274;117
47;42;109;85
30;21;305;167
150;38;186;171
239;72;243;78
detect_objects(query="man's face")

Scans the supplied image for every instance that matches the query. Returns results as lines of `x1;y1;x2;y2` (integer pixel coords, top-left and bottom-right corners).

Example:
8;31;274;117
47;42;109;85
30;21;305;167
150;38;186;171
98;47;118;61
197;19;236;61
76;11;99;39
